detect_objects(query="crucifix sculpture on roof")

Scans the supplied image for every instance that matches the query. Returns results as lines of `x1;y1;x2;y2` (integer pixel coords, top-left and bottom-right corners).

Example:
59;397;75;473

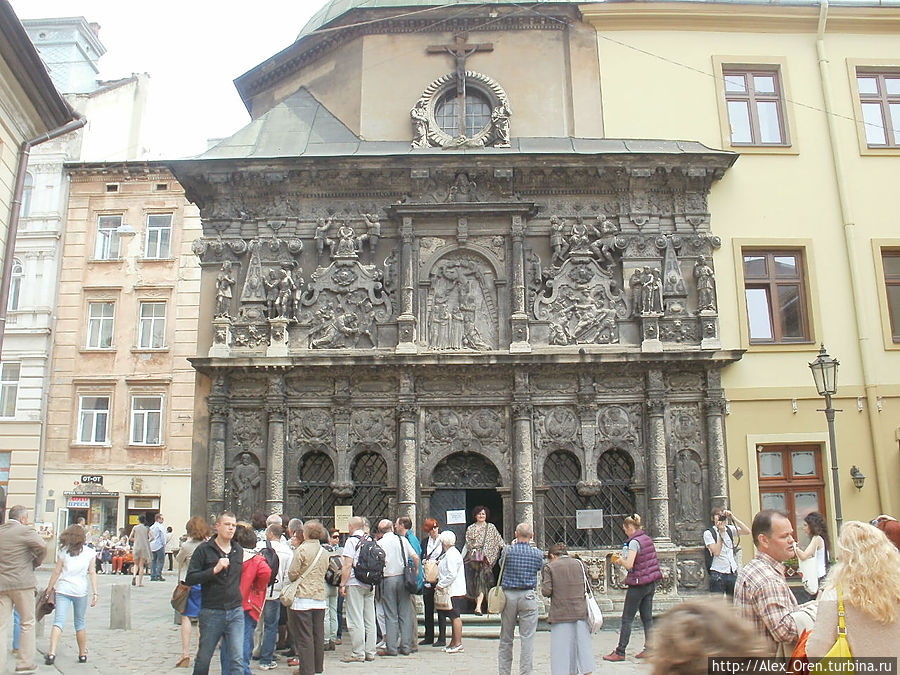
427;33;494;138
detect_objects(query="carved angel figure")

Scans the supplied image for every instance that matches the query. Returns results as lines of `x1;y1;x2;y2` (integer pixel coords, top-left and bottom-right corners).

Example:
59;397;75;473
491;101;511;147
411;98;430;148
550;216;568;266
215;261;235;317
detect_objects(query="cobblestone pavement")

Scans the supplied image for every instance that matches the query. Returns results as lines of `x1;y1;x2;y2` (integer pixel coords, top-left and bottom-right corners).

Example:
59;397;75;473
3;568;652;674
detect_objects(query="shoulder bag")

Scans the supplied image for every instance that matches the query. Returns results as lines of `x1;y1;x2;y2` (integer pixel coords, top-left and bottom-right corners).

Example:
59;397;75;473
171;581;191;614
434;584;452;611
399;537;419;594
580;560;603;632
280;545;325;608
486;548;508;614
822;584;852;660
423;546;445;585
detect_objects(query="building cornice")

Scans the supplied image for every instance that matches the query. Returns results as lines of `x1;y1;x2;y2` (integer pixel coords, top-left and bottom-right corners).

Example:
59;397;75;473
579;2;900;33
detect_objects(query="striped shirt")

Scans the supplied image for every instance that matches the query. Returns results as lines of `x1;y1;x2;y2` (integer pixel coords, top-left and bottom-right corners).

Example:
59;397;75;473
734;551;799;655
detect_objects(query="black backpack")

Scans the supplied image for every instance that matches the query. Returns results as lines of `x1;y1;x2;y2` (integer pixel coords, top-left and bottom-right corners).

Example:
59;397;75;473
260;541;280;594
703;526;734;571
324;552;344;587
352;535;386;586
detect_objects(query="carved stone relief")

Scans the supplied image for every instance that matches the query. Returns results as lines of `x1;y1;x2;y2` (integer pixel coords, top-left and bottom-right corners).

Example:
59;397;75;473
349;408;396;451
230;409;266;458
425;253;498;351
423;407;506;456
532;406;581;452
674;449;704;524
677;559;706;589
287;408;334;453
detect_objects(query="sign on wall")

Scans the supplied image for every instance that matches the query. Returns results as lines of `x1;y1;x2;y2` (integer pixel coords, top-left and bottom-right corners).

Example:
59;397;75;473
67;496;90;508
80;475;103;485
576;509;604;530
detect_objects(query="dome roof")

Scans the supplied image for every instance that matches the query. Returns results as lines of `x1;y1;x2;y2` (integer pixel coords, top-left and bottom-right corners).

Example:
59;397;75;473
299;0;584;38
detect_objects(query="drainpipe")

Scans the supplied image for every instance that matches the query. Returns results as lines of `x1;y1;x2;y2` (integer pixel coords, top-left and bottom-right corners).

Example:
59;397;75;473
0;113;87;362
815;2;891;514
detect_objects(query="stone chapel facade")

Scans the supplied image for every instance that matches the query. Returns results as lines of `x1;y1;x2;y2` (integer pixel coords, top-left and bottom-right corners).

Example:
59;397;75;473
170;0;743;599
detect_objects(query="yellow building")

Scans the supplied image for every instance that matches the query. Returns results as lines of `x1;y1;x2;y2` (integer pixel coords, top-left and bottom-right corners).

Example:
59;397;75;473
41;162;200;537
580;0;900;545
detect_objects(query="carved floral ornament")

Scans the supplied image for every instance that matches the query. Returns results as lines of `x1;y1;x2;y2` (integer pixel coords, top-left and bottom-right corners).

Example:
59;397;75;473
411;71;511;149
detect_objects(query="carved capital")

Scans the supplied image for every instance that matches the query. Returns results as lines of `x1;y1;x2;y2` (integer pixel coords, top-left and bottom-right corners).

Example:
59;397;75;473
703;398;727;416
330;480;354;498
265;403;287;419
646;398;666;416
511;402;533;420
396;403;419;422
208;402;230;420
511;215;525;241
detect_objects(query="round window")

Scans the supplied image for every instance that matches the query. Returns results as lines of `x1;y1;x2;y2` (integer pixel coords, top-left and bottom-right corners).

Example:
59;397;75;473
434;89;492;138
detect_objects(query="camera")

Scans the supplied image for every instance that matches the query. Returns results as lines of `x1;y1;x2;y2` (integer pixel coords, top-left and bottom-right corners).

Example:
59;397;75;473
717;514;727;523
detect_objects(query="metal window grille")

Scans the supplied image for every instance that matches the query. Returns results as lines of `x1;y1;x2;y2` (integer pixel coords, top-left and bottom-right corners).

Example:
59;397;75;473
351;452;389;528
291;451;337;530
543;450;602;549
596;450;636;546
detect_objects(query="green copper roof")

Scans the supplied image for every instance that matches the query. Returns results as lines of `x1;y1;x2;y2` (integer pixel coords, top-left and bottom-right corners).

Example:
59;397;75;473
299;0;584;38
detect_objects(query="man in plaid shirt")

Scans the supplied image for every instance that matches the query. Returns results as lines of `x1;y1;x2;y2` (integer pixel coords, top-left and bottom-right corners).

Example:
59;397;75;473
734;509;799;656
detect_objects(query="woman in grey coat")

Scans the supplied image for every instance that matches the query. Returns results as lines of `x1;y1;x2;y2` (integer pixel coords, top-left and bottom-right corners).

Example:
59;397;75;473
541;542;595;675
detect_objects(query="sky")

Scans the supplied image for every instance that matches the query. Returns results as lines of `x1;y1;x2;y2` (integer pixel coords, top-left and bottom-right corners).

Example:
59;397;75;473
10;0;325;159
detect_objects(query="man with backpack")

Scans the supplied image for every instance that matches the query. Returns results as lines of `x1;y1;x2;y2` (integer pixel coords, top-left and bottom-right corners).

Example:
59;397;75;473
257;524;292;671
704;507;751;596
340;517;383;663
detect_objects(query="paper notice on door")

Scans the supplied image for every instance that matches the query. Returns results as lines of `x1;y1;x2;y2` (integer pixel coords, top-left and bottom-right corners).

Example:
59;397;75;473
334;505;353;533
446;509;467;525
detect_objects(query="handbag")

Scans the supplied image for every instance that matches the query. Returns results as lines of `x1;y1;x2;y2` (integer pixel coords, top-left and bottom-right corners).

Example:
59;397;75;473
798;555;819;595
171;582;191;614
486;549;508;614
35;587;56;621
822;585;852;660
581;561;603;633
280;545;325;608
399;537;418;594
424;546;445;585
467;525;489;564
434;585;452;611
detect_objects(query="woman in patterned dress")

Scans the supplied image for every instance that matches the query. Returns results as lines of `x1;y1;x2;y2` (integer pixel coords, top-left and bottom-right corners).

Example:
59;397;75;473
463;506;504;615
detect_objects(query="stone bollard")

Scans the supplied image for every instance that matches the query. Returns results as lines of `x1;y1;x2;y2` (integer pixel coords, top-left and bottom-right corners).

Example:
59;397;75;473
109;584;131;630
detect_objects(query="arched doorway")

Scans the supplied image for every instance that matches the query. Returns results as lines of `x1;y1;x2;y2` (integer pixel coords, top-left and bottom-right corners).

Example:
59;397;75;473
430;452;503;545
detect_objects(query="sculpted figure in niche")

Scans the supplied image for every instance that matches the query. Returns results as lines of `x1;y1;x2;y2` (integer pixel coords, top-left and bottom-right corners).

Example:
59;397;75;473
694;256;717;312
632;266;663;315
568;221;591;252
276;266;296;320
589;215;620;272
264;269;280;318
360;214;381;254
215;261;235;317
335;225;359;257
411;98;429;148
230;452;261;519
676;451;703;522
550;216;568;266
314;217;334;259
491;101;512;148
292;268;305;321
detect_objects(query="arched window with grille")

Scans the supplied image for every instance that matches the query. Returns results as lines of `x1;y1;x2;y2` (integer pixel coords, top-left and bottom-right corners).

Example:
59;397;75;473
596;449;636;546
351;451;389;527
292;451;336;529
543;449;602;549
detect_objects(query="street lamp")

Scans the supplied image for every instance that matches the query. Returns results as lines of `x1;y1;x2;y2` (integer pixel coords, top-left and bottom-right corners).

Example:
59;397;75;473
808;344;842;530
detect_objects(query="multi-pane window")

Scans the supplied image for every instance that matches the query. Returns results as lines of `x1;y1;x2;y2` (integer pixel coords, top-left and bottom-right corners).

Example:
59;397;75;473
145;214;173;259
883;250;900;342
435;90;492;137
0;363;20;418
20;172;33;217
130;395;163;445
757;444;826;549
0;451;9;493
857;72;900;147
743;250;810;343
86;302;115;349
138;302;166;349
78;396;110;444
94;215;122;260
723;68;788;145
8;259;23;311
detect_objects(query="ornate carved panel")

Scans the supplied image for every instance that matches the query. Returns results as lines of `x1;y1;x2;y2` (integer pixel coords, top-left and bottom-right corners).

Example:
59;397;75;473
287;408;334;454
349;408;396;451
596;404;642;451
229;409;266;458
533;406;581;453
425;252;498;351
423;407;506;456
432;452;500;487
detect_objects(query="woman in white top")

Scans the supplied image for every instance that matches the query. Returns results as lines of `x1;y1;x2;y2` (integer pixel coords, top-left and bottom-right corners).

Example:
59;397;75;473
436;530;466;654
420;518;446;647
45;525;99;665
794;511;829;599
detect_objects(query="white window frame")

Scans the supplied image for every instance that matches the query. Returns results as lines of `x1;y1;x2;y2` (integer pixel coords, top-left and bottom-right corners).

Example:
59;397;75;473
144;213;173;259
8;259;23;311
130;395;163;446
20;172;33;218
0;362;21;418
94;215;122;260
86;301;115;349
138;301;167;349
77;395;110;444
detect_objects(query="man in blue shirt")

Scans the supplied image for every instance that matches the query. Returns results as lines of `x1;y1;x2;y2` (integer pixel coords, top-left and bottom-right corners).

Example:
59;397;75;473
498;522;544;675
149;513;167;581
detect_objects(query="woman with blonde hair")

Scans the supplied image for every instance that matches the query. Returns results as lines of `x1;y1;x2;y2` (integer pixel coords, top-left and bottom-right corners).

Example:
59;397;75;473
44;525;99;665
806;521;900;658
287;519;331;675
649;600;768;674
173;516;211;668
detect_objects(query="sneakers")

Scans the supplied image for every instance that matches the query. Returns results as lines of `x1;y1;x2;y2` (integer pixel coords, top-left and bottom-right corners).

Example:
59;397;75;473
603;651;626;662
258;662;278;670
444;644;464;654
432;640;447;647
341;656;366;663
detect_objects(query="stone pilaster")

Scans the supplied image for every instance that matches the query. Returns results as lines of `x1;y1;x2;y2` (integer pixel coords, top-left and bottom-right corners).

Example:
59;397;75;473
266;317;290;357
512;370;534;525
209;317;231;357
646;395;671;542
330;405;354;497
265;373;286;514
509;215;531;353
396;216;417;353
207;402;228;518
397;403;419;523
641;313;663;352
704;397;729;510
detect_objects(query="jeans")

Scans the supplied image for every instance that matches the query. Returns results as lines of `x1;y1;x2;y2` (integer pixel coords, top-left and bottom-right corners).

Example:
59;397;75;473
53;593;88;631
221;610;256;675
150;547;166;580
498;588;539;675
325;585;339;642
345;584;376;659
193;606;244;675
0;588;35;673
259;599;281;664
709;570;737;596
616;581;655;655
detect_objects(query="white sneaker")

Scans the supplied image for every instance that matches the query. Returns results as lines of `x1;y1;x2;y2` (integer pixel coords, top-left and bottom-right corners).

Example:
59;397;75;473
258;663;277;671
444;644;464;654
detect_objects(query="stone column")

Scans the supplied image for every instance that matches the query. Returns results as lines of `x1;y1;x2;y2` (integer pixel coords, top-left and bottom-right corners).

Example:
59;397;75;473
509;215;531;353
646;396;671;542
396;216;417;353
512;370;534;526
705;397;729;510
265;373;286;514
331;406;354;497
207;403;228;518
396;403;419;524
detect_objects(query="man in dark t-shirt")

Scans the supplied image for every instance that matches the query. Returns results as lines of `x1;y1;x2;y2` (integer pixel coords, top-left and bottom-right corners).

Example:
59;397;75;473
185;511;244;675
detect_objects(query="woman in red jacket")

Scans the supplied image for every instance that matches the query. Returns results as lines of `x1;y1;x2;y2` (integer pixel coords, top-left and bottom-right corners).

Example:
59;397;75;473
221;523;271;675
